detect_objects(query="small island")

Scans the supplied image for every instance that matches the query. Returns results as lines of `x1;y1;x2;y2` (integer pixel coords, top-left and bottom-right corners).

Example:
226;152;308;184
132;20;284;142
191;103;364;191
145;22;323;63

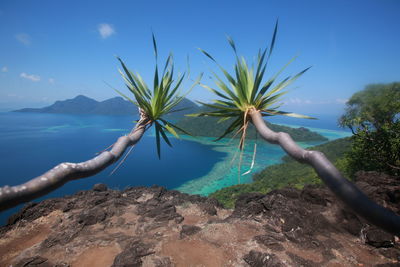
175;116;328;142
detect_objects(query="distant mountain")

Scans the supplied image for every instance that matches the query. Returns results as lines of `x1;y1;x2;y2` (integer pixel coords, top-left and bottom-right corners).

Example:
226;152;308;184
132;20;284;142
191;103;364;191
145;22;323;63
164;98;200;119
14;95;200;118
15;95;138;115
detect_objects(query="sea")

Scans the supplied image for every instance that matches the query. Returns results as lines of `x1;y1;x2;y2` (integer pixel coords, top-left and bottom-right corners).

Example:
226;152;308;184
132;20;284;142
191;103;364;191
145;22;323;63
0;112;351;225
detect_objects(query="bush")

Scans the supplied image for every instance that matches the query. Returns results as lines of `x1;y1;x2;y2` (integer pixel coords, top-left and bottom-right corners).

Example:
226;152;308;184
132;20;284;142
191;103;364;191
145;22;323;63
345;122;400;176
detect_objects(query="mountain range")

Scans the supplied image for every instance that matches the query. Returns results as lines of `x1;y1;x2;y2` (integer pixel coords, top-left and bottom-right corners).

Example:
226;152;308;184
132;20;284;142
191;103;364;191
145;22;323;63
14;95;199;117
14;95;327;141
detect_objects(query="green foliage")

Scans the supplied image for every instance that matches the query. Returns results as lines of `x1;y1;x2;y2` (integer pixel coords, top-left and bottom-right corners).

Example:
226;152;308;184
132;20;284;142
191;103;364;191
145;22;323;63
339;82;400;132
345;122;400;176
115;34;201;158
339;82;400;176
175;115;328;142
192;20;314;149
210;138;352;208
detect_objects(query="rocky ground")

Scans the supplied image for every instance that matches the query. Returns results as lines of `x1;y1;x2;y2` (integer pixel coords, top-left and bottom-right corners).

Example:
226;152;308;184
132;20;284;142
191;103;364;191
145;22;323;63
1;171;399;267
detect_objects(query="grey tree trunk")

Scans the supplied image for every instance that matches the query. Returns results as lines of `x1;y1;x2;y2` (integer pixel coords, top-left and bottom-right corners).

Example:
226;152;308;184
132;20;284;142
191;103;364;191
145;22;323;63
0;118;149;212
250;109;400;235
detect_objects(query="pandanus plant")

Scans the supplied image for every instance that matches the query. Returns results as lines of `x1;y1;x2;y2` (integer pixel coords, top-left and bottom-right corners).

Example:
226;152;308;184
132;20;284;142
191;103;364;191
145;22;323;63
0;35;199;212
195;21;400;235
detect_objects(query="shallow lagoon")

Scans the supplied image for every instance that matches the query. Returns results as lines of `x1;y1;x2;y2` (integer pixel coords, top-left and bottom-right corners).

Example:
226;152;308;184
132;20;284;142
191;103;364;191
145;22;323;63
175;126;351;196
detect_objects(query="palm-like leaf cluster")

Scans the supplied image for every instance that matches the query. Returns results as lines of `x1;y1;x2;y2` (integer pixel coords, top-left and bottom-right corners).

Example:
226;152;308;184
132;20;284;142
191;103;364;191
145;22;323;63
116;34;200;158
194;21;314;149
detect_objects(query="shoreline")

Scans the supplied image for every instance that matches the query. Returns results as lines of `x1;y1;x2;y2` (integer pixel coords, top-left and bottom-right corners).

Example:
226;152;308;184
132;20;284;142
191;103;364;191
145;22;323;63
174;125;351;196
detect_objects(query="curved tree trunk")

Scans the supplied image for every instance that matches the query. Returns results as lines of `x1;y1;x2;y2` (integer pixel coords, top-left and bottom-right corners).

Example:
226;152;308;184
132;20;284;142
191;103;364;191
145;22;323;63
0;118;149;212
250;109;400;235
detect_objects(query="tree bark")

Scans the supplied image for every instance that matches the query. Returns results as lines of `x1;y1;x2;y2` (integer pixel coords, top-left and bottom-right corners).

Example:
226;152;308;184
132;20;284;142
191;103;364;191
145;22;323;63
250;109;400;235
0;118;149;212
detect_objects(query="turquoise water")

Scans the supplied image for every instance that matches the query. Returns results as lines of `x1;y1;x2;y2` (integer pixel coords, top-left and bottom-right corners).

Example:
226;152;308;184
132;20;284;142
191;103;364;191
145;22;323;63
175;126;351;196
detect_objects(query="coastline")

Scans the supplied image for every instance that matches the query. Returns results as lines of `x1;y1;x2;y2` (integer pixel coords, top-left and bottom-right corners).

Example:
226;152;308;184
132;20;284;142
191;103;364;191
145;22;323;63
174;125;351;196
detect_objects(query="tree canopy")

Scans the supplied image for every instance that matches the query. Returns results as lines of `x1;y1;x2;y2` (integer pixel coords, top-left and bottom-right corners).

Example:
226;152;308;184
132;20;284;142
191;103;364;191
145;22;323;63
339;82;400;176
339;82;400;132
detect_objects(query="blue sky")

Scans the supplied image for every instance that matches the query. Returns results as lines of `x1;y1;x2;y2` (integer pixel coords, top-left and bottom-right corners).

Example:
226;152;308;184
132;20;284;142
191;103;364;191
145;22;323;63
0;0;399;115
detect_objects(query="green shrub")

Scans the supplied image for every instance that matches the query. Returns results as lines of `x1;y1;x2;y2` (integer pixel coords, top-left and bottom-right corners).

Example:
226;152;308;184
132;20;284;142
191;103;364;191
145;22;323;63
345;122;400;176
211;138;352;208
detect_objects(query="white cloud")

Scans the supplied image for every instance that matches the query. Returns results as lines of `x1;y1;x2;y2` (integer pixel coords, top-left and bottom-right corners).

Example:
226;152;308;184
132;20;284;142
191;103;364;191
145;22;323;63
1;66;7;72
284;98;348;106
15;33;31;46
98;23;115;39
20;72;41;82
48;78;55;84
286;98;313;105
335;98;348;104
5;93;25;99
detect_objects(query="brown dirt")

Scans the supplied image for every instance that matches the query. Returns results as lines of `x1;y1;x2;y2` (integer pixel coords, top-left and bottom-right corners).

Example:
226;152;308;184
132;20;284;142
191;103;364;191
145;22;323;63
0;223;50;266
161;239;231;267
70;244;121;267
0;210;63;267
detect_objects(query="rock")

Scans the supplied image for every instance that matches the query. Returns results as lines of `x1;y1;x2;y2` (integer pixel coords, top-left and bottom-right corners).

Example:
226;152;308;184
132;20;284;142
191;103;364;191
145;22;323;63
355;171;400;214
258;192;287;211
287;252;319;267
174;215;184;224
77;207;106;226
180;225;201;238
336;208;363;236
273;187;301;199
281;214;303;232
60;201;75;212
243;250;283;267
14;256;53;267
41;226;83;248
378;247;400;261
112;239;154;267
232;193;266;218
365;227;394;248
235;193;265;210
199;198;219;216
137;200;183;223
41;235;61;249
254;233;286;251
151;185;167;199
6;199;68;225
93;183;108;192
153;257;173;267
301;185;331;206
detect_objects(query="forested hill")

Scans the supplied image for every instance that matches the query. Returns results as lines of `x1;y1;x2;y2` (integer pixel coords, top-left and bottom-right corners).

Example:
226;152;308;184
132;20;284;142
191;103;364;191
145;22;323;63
210;137;352;207
175;116;328;142
14;95;199;118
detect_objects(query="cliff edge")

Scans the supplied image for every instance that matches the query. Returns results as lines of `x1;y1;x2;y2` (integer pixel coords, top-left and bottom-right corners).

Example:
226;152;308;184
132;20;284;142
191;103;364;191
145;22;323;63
1;171;399;266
